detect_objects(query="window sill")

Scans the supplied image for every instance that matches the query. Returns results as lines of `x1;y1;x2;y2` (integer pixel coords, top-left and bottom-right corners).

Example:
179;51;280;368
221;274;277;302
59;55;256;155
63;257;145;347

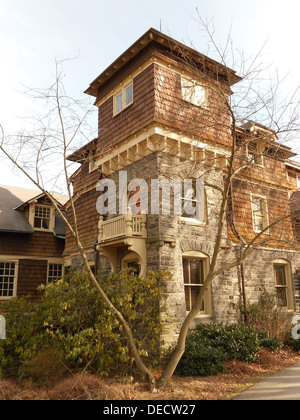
253;229;270;235
188;314;212;329
180;217;206;226
33;228;53;233
113;101;133;117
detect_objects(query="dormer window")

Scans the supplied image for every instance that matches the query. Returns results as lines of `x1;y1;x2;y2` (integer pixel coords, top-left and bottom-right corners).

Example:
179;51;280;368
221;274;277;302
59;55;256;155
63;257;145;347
28;203;55;232
34;205;51;230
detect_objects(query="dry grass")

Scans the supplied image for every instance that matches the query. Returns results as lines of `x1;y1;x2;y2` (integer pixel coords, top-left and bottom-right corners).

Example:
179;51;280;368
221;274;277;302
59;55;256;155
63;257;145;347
1;348;300;400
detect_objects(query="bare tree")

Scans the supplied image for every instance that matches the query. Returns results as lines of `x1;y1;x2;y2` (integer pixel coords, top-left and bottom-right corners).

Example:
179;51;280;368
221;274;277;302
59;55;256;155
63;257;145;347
0;61;158;390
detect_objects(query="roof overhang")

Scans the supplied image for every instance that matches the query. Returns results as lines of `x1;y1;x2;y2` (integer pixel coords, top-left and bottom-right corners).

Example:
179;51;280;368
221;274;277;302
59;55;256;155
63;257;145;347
85;28;242;98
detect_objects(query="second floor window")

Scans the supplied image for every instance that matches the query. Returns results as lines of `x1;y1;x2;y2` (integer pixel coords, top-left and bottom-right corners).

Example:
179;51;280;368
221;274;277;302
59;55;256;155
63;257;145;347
114;82;133;115
34;205;51;230
251;195;269;233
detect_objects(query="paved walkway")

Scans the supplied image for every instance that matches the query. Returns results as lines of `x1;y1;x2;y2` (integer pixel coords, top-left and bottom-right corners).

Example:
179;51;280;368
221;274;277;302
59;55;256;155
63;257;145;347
233;362;300;400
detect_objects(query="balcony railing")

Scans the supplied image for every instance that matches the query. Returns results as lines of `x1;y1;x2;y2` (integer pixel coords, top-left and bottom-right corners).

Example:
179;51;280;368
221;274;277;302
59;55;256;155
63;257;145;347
98;211;147;242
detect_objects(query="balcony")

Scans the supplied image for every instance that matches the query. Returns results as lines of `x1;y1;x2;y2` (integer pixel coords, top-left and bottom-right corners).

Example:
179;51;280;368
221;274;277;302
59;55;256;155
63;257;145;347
98;213;147;242
96;210;147;276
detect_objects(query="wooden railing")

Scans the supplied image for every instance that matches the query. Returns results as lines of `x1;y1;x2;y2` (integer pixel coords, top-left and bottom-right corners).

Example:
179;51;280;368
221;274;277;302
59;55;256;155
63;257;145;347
98;210;147;242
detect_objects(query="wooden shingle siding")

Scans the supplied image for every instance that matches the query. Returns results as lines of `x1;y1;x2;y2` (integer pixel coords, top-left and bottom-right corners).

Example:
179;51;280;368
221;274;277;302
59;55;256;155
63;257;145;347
17;259;48;300
0;232;64;258
229;178;294;244
97;65;156;154
153;64;232;148
65;187;100;254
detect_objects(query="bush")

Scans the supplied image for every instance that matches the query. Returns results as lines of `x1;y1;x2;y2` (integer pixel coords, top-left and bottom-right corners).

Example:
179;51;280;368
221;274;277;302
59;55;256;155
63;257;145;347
258;332;283;352
176;336;227;376
0;269;169;379
176;323;260;376
0;298;38;378
242;292;293;340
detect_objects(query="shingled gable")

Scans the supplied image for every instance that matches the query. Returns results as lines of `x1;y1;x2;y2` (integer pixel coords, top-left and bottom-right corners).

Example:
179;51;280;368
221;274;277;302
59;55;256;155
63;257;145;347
0;185;67;235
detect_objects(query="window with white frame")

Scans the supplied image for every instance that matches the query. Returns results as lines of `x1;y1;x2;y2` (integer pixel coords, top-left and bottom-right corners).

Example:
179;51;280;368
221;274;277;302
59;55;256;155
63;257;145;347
181;179;206;222
34;205;51;230
251;195;269;233
273;261;293;310
48;263;63;283
0;261;17;299
182;253;211;315
114;82;133;115
181;76;207;108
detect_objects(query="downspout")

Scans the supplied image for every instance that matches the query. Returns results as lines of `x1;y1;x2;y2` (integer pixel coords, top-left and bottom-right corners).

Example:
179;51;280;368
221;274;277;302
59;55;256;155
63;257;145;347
227;183;248;323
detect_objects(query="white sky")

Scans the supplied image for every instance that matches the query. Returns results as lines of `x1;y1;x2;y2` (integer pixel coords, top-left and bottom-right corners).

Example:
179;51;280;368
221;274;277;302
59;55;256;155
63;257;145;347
0;0;300;188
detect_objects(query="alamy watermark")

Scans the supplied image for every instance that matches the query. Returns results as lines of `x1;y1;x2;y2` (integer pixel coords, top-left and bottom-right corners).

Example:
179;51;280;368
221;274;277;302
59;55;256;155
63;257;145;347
96;171;205;221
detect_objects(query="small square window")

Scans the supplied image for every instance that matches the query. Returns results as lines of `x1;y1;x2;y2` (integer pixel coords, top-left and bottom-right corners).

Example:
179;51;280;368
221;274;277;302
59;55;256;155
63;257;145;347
48;264;63;283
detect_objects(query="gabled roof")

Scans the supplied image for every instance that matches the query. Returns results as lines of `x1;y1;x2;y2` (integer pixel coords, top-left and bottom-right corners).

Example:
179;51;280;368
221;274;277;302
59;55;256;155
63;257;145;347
0;185;68;235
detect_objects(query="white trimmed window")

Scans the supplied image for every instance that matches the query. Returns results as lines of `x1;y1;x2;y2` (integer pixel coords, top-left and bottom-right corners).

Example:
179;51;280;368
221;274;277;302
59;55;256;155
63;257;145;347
29;204;55;232
181;179;206;223
48;263;63;283
114;82;133;115
273;260;293;310
251;195;269;233
182;251;211;316
181;76;207;108
34;205;51;230
0;261;18;299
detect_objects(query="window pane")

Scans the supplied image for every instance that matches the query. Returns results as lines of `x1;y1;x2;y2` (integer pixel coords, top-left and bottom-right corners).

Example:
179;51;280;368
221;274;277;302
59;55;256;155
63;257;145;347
276;287;287;307
194;85;206;107
252;198;262;214
274;265;286;286
125;84;133;106
42;218;50;229
116;92;123;113
184;285;191;311
190;259;203;285
253;215;263;232
183;259;189;285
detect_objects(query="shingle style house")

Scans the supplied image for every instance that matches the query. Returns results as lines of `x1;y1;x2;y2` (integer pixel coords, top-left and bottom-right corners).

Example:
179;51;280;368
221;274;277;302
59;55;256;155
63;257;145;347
65;28;300;346
0;185;67;300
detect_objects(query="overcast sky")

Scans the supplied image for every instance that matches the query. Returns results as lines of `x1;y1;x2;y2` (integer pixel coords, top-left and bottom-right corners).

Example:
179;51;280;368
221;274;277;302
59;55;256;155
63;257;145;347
1;0;300;188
